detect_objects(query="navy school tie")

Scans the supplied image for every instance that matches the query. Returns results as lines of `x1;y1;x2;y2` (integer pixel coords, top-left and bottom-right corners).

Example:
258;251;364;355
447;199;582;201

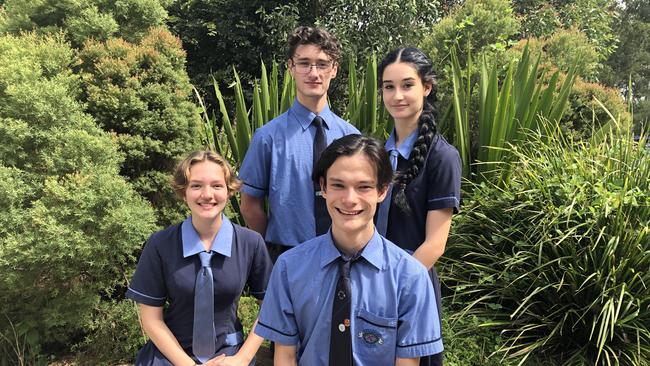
313;116;331;235
193;251;216;362
329;255;358;366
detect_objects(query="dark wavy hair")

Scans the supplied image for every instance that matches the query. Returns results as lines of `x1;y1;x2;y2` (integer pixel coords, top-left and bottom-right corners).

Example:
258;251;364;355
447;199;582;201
286;26;342;63
378;47;439;214
313;134;393;192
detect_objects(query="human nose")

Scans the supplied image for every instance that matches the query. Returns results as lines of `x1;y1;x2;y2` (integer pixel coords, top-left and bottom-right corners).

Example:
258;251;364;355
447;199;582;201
307;64;320;76
340;187;358;204
199;185;213;197
394;87;404;100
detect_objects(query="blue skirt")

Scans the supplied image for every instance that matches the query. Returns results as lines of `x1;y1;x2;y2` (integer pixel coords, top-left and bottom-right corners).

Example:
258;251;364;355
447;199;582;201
134;341;255;366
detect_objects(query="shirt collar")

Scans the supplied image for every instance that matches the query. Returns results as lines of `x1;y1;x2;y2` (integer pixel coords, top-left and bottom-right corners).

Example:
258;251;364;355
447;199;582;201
292;98;333;131
181;215;233;258
385;129;418;160
319;229;384;270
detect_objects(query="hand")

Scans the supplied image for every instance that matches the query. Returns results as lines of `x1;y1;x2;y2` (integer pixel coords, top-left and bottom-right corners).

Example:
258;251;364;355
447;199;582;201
206;353;251;366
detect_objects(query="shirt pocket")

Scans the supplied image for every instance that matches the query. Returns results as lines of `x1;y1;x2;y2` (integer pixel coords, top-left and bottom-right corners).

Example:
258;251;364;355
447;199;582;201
354;308;397;363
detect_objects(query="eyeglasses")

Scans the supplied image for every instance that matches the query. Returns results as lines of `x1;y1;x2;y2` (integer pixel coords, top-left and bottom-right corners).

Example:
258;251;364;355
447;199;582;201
291;59;334;74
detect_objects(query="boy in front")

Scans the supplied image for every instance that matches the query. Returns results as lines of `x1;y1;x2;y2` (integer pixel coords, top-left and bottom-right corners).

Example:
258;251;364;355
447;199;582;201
255;135;443;366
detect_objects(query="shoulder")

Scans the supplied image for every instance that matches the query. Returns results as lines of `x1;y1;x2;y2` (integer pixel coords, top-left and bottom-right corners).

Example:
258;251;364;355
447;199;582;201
329;113;359;134
250;111;291;142
428;134;460;162
276;236;322;268
381;237;429;278
232;223;265;245
146;223;182;250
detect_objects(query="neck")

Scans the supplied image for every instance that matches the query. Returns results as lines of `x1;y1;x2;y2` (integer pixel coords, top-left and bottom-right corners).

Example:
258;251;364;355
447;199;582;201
394;116;419;147
297;94;328;114
191;214;223;251
330;224;374;257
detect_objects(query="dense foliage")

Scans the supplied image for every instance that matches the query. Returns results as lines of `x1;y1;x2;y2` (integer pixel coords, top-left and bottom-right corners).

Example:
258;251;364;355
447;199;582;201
0;32;157;362
78;27;201;225
0;0;200;227
444;124;649;364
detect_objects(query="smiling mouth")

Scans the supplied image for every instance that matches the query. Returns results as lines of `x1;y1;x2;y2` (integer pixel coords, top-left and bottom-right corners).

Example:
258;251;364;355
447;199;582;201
336;208;362;216
198;202;217;208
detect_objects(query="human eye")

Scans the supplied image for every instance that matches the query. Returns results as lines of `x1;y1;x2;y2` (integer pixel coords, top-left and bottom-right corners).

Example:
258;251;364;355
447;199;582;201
330;182;345;189
317;61;331;70
358;185;374;192
190;183;201;189
382;84;394;90
296;61;311;68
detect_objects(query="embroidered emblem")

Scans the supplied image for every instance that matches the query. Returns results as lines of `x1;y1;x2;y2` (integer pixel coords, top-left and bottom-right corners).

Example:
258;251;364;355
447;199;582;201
358;329;383;346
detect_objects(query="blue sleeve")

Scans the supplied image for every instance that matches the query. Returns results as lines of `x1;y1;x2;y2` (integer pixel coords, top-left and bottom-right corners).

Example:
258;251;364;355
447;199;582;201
254;258;300;345
426;146;461;213
239;129;271;198
125;236;167;307
395;264;444;358
246;232;273;300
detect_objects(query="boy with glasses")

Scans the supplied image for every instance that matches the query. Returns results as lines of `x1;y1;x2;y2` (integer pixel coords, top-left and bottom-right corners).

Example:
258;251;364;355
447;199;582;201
239;26;359;260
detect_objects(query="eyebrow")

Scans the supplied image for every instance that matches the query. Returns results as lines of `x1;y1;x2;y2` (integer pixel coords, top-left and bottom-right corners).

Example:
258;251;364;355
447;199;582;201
383;77;416;84
294;56;331;62
328;177;376;185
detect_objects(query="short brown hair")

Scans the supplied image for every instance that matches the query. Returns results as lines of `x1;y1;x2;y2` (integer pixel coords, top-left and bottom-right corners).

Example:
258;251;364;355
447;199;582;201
287;26;341;63
171;151;241;199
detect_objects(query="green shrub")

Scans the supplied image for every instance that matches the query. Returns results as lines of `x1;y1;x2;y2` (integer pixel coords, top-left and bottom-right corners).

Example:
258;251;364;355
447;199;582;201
78;27;200;226
0;32;157;362
73;300;147;364
419;0;520;69
506;28;600;81
562;77;631;141
0;0;168;46
444;123;650;364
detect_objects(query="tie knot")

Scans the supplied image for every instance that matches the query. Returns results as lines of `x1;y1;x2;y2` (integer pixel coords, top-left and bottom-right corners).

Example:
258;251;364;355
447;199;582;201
312;115;324;128
390;149;399;158
199;251;213;267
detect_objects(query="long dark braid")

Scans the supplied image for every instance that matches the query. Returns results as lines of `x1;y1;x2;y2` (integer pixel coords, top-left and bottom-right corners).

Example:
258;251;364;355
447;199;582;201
378;47;438;214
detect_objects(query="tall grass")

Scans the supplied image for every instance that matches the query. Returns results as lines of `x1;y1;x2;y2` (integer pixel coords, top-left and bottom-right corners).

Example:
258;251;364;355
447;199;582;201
449;44;576;183
444;120;650;365
445;113;650;365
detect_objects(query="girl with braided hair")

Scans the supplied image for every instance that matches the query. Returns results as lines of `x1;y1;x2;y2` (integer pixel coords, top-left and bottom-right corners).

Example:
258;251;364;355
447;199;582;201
376;47;462;366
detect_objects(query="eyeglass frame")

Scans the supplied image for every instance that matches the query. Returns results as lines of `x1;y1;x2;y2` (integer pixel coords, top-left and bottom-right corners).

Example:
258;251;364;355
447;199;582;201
290;58;336;74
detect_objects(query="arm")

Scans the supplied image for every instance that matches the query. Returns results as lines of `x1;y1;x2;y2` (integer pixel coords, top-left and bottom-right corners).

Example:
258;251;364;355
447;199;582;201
274;344;298;366
139;304;196;366
396;357;420;366
240;193;267;236
212;302;265;366
412;208;453;269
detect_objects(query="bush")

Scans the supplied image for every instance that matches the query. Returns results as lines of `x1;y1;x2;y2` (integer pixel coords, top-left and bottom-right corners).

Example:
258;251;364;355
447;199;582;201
0;0;168;47
444;123;650;364
507;28;600;81
0;32;157;362
562;77;631;141
78;27;200;226
73;300;147;363
419;0;520;70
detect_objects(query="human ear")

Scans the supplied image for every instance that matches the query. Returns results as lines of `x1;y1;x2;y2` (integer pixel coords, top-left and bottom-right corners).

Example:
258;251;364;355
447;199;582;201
377;184;389;202
424;82;433;96
320;177;327;197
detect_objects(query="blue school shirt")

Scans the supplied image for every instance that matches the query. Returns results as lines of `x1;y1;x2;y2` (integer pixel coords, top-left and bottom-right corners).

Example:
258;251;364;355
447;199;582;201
384;131;462;252
238;99;359;246
126;215;273;353
254;230;443;365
